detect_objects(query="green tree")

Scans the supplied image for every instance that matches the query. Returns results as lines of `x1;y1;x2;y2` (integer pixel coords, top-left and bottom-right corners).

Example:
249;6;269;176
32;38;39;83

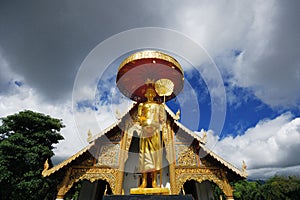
0;110;64;200
262;175;300;200
233;180;259;200
233;176;300;200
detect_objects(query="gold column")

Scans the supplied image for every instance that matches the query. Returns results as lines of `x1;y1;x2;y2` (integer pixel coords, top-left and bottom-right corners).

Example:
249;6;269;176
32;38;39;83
167;122;177;194
115;131;127;194
169;161;177;194
221;170;234;200
115;123;133;194
56;167;72;199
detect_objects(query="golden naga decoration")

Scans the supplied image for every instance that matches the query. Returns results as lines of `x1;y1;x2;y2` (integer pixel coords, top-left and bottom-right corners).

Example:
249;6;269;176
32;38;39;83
42;159;49;176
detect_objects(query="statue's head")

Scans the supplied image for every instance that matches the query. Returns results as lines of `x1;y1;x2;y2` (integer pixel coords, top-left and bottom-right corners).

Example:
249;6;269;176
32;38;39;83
144;87;157;101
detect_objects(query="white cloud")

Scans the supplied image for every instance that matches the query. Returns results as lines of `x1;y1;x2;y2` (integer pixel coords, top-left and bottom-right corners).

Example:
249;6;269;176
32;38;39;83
0;81;83;156
0;78;133;158
204;113;300;179
173;0;300;108
174;1;254;56
232;1;300;107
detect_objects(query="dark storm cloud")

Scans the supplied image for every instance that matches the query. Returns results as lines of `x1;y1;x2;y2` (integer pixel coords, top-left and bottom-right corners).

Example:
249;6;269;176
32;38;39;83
0;0;173;102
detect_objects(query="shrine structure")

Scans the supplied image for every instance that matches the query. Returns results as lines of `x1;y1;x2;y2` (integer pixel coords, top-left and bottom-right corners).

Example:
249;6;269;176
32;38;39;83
42;50;247;200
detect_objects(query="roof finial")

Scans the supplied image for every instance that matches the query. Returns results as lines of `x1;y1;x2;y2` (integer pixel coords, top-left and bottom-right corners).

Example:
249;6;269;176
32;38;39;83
242;160;247;172
202;131;207;144
115;109;122;120
175;109;180;120
87;130;92;143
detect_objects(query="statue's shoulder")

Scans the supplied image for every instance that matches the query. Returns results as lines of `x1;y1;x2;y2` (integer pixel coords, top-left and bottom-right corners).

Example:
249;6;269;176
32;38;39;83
138;102;144;107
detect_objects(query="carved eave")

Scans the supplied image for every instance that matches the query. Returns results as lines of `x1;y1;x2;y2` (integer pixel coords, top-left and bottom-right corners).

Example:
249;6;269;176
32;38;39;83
42;141;95;177
164;105;206;144
200;143;248;178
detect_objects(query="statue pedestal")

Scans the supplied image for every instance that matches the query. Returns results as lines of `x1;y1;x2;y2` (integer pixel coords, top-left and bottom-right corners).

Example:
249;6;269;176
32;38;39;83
130;187;170;195
103;195;193;200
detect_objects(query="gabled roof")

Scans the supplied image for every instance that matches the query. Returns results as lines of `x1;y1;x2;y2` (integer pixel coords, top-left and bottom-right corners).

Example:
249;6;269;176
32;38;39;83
42;141;95;177
43;102;247;178
200;143;248;178
43;103;135;177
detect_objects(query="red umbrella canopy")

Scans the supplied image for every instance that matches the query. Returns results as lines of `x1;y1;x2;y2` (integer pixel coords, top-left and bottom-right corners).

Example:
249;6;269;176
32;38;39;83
116;50;184;102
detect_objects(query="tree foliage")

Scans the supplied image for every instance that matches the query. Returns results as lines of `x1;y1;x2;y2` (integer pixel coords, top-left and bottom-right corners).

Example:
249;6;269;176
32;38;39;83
233;176;300;200
0;110;64;200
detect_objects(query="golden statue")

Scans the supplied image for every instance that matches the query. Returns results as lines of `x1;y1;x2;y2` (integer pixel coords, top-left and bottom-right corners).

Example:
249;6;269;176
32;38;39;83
138;87;166;188
116;50;184;194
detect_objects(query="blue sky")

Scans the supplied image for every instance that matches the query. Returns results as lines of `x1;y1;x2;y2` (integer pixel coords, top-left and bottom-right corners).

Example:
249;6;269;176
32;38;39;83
1;0;300;180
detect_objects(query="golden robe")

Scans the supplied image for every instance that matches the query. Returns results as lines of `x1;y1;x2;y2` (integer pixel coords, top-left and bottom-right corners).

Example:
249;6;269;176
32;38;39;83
138;101;166;173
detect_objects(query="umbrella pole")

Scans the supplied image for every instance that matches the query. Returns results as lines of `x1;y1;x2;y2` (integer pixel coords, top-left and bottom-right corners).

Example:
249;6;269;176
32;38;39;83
160;97;166;188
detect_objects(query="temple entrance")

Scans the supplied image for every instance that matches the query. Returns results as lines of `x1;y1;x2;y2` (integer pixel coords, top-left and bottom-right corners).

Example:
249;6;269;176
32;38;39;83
182;180;215;200
74;179;112;200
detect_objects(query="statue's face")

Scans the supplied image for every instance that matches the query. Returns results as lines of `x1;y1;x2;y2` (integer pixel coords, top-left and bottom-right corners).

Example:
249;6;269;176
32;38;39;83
145;88;156;100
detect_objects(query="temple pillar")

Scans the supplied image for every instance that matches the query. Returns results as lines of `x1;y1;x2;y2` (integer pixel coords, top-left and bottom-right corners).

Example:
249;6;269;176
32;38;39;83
169;161;177;194
115;130;130;194
221;170;234;200
56;168;72;200
115;133;125;194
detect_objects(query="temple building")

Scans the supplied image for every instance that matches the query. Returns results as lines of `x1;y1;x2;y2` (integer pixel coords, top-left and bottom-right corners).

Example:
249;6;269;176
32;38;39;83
42;51;247;200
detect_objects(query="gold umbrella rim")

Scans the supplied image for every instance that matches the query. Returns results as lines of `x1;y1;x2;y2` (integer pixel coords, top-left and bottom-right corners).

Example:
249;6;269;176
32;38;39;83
118;50;183;74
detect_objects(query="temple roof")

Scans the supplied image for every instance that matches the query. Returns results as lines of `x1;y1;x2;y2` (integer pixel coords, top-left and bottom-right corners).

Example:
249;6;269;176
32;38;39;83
200;143;247;178
43;103;247;178
42;104;135;177
42;141;94;177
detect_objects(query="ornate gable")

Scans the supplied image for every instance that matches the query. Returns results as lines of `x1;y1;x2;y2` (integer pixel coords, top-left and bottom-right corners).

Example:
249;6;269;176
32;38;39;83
42;103;246;199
